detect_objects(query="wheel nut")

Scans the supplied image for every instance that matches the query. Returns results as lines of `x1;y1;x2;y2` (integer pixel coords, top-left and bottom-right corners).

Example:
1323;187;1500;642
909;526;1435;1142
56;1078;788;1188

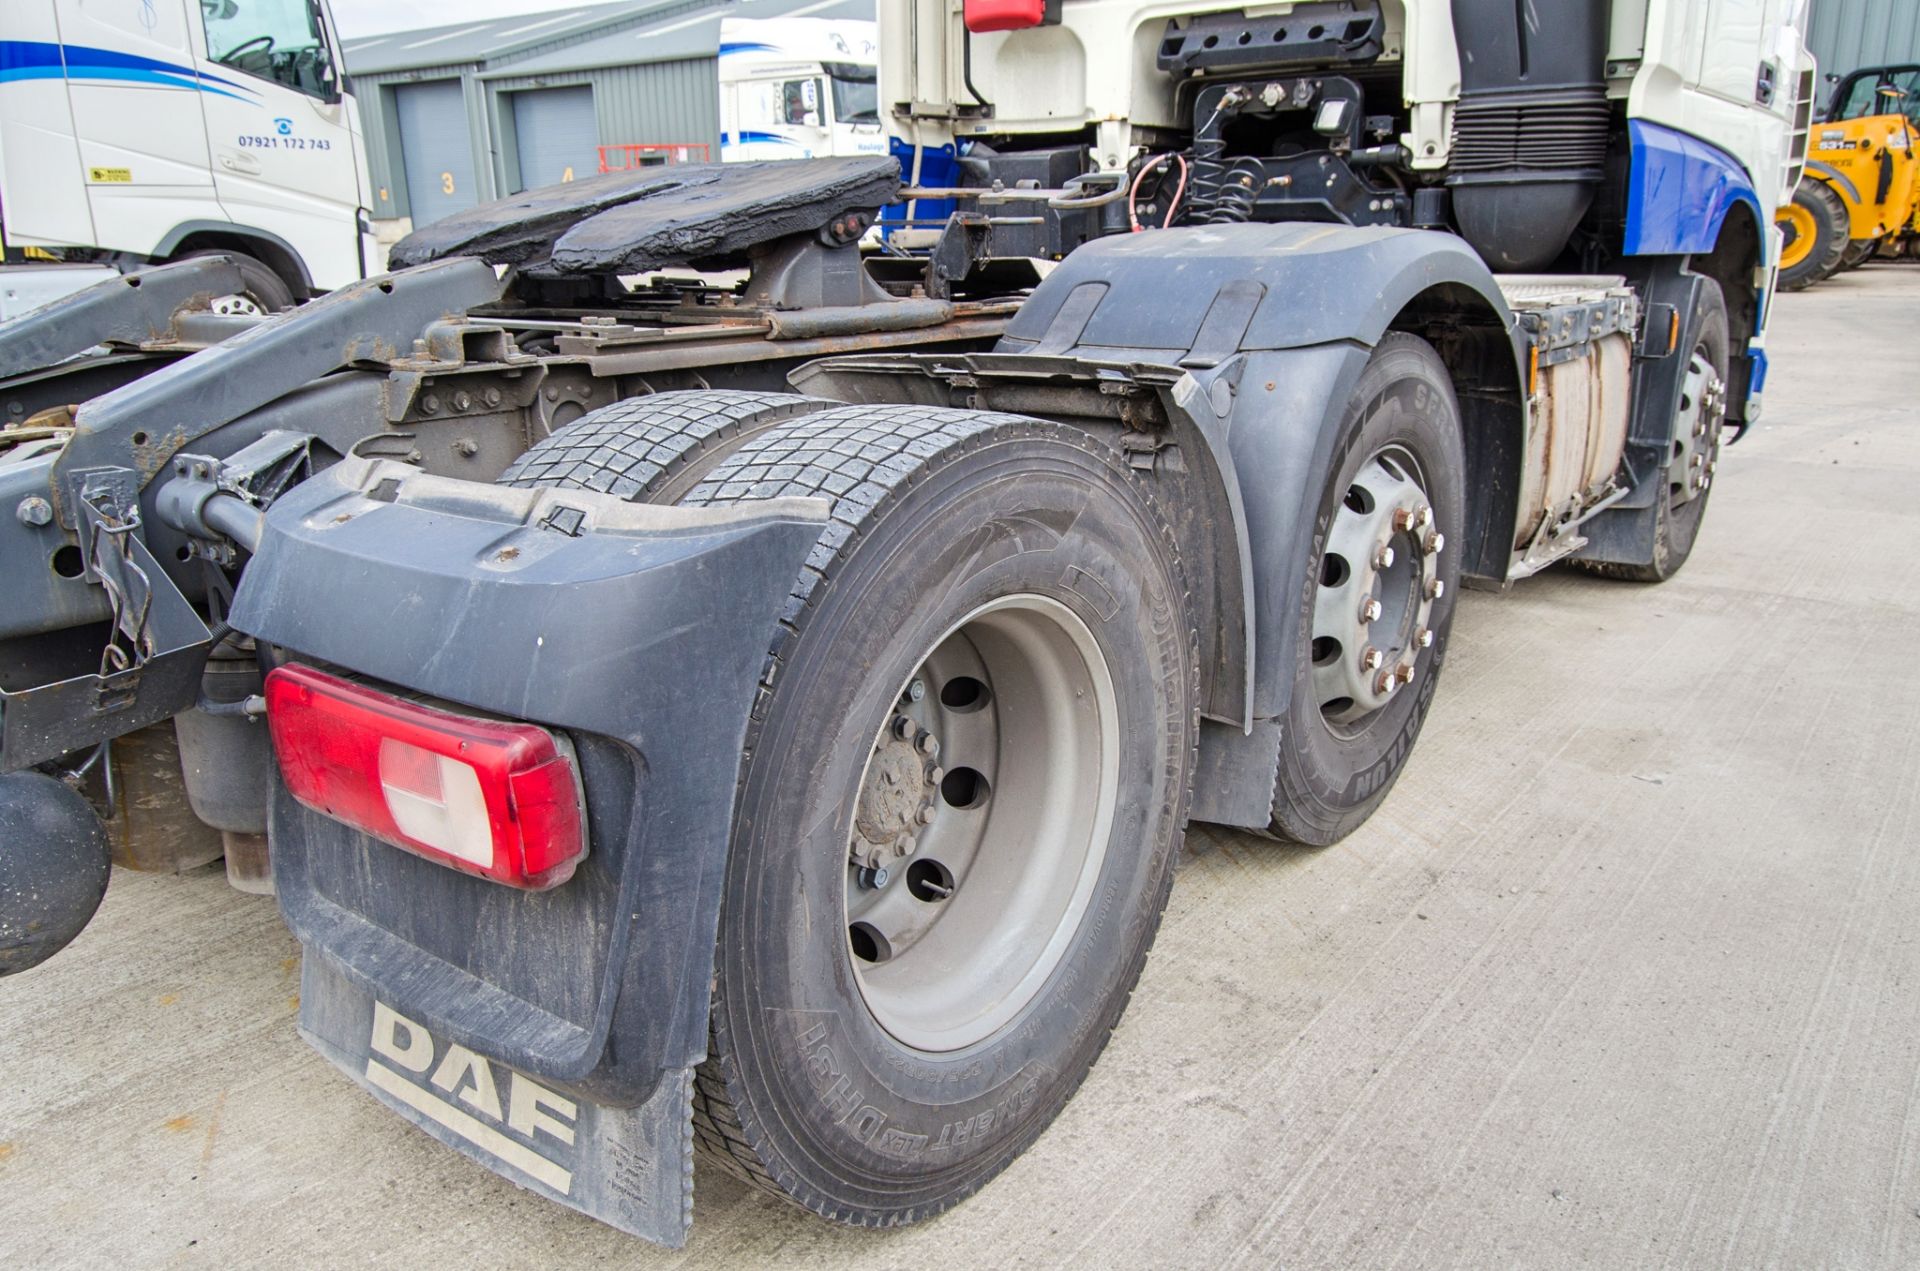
1375;670;1398;695
1424;530;1445;555
907;678;927;702
15;496;52;527
892;716;914;740
1360;646;1383;672
916;732;940;757
1393;506;1418;531
1414;504;1434;530
1415;626;1434;648
1395;663;1416;685
918;806;936;825
927;765;944;784
1426;578;1445;600
1360;597;1382;622
1374;545;1396;570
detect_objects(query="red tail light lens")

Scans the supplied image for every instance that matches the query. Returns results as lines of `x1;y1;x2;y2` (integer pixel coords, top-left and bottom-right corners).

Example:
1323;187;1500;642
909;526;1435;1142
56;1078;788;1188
964;0;1047;33
264;664;587;890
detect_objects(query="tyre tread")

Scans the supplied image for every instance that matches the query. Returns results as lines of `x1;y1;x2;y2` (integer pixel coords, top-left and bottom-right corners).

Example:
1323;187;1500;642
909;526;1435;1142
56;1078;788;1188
498;390;831;501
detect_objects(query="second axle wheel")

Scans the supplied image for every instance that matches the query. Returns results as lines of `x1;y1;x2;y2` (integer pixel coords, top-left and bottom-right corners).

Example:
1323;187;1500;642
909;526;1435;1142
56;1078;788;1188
1268;332;1466;846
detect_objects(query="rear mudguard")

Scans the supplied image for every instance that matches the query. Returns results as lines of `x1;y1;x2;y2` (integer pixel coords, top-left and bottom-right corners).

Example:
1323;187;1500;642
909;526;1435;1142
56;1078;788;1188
227;457;826;1245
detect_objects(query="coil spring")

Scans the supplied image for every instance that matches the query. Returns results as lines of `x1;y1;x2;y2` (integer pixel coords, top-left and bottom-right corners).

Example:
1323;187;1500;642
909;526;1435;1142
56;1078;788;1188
1186;131;1261;225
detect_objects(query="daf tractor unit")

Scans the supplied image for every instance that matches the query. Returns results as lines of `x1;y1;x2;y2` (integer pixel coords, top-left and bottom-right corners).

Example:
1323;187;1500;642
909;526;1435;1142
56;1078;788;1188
0;0;373;316
0;0;1809;1247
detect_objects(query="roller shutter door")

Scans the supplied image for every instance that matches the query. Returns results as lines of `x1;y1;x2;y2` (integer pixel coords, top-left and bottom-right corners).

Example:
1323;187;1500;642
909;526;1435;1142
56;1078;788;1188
511;87;599;193
394;80;477;227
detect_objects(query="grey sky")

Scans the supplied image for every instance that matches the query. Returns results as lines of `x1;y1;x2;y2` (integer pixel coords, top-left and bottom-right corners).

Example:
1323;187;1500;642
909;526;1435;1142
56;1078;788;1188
328;0;630;38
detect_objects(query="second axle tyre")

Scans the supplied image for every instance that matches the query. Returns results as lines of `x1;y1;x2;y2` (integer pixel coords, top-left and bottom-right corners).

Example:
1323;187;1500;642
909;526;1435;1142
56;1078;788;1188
1266;332;1466;845
678;404;1200;1226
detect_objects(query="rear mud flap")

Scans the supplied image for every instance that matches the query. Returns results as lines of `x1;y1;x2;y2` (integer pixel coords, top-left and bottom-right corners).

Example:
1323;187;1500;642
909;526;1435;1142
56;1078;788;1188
299;957;695;1246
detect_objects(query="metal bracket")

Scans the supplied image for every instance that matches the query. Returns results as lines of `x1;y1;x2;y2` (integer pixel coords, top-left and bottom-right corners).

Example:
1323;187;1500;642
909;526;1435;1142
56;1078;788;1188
1;470;212;771
71;470;153;689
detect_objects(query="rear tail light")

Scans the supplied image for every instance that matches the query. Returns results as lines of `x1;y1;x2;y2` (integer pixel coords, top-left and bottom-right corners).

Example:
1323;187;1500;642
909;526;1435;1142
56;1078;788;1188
264;664;587;889
964;0;1048;33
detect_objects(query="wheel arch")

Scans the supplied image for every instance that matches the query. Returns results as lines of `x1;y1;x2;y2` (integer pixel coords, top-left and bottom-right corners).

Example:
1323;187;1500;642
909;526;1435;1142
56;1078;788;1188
1686;201;1765;425
1387;281;1529;588
155;221;314;300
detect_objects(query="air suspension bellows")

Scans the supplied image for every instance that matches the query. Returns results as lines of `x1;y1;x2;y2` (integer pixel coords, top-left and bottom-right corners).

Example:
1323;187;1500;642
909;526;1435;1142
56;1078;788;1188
1446;0;1612;270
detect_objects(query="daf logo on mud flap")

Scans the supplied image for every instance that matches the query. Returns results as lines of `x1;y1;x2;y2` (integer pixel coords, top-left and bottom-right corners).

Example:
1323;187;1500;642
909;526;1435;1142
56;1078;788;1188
366;1001;580;1193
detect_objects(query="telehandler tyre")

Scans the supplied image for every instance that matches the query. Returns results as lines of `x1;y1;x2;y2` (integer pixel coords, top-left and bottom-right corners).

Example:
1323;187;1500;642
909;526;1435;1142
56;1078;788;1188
1840;237;1879;270
670;404;1200;1226
1262;333;1465;845
1775;181;1849;291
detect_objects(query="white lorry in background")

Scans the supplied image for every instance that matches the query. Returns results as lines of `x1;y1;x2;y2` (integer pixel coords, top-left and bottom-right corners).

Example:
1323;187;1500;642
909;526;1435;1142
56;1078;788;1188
719;17;883;162
0;0;372;318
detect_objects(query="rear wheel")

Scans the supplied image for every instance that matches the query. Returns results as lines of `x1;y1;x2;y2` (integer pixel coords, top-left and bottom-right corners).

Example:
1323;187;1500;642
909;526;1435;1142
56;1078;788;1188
1775;181;1849;291
1265;333;1465;845
679;404;1199;1225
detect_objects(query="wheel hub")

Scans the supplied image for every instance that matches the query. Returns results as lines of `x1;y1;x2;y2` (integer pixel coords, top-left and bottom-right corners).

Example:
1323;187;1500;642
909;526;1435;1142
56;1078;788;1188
211;293;265;317
1310;455;1443;725
843;595;1118;1052
1670;352;1726;506
851;714;941;869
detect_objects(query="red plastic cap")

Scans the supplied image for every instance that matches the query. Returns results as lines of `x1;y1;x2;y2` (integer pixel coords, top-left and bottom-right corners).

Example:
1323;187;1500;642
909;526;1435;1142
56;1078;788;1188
964;0;1046;34
264;664;587;890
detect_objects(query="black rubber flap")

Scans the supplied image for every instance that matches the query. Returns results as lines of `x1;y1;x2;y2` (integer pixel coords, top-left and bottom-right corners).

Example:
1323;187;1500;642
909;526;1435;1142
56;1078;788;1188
300;956;695;1246
542;156;900;276
389;165;698;268
391;158;901;274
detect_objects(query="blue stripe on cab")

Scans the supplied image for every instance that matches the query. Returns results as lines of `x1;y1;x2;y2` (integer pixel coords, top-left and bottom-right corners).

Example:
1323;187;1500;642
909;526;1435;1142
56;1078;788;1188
0;39;259;101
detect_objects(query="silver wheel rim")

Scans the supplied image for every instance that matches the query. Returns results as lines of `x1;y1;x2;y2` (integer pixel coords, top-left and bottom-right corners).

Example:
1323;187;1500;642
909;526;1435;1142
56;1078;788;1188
1669;350;1725;507
1309;449;1444;731
844;594;1119;1052
210;292;266;317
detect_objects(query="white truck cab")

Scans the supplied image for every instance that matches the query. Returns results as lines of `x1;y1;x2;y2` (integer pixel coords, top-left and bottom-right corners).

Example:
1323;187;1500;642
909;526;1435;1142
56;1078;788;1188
0;0;372;313
719;17;886;163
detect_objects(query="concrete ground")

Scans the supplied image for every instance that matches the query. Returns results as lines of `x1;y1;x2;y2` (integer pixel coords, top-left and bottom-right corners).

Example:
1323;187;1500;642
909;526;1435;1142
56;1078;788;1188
3;267;1918;1269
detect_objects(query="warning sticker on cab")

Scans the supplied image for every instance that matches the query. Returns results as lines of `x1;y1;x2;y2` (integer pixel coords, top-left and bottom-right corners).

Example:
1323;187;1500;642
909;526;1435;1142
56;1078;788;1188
87;167;132;183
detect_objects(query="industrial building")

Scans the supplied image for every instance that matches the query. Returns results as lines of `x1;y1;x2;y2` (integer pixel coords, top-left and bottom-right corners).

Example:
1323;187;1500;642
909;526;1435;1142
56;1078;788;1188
344;0;870;232
1807;0;1920;87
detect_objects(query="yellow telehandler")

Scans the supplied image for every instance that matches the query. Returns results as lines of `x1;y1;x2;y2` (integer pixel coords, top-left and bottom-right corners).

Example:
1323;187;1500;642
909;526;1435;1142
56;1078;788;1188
1777;64;1920;289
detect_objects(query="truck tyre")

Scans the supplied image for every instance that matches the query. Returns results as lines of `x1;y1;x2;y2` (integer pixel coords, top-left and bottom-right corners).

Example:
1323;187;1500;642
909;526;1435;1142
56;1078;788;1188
497;389;833;500
1265;332;1465;845
181;250;295;314
672;404;1200;1226
1575;278;1728;584
1775;181;1848;291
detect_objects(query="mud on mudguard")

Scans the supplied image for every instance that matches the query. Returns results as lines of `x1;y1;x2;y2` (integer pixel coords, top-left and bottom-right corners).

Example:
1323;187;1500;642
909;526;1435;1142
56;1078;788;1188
228;458;826;1244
